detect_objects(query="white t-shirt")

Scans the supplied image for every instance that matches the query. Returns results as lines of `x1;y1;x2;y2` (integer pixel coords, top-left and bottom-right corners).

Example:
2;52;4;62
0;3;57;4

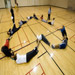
51;20;55;25
16;54;27;64
27;17;30;20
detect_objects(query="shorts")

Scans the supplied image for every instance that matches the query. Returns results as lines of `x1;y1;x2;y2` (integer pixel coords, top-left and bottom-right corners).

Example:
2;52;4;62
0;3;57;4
48;22;51;25
59;43;66;49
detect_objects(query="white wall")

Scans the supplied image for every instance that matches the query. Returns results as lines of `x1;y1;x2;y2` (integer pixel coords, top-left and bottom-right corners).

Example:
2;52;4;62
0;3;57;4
50;0;68;8
0;0;5;8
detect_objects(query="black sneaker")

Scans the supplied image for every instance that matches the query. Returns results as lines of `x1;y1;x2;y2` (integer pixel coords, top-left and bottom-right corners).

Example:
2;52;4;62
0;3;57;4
34;46;39;53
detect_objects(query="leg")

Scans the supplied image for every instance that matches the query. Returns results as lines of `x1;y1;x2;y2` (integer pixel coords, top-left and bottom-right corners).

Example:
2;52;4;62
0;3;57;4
22;21;27;24
34;16;38;20
48;22;51;25
64;30;67;37
52;44;60;49
12;24;20;34
12;16;15;24
48;14;50;20
26;47;38;62
14;26;21;32
11;16;15;24
12;24;16;32
10;8;15;24
61;29;67;37
49;14;51;20
30;16;33;19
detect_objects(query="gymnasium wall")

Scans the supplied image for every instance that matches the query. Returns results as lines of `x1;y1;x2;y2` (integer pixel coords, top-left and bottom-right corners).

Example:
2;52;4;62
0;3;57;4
0;0;75;10
0;0;5;8
50;0;68;8
11;0;50;7
68;0;75;10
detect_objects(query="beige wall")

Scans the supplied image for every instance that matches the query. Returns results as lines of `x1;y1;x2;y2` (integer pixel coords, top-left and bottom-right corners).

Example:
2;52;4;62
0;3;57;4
50;0;68;8
0;0;75;10
0;0;5;8
68;0;75;10
11;0;50;7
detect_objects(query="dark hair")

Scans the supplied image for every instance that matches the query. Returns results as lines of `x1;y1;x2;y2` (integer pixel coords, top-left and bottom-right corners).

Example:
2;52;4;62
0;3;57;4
33;14;35;17
53;18;55;20
1;46;12;57
7;31;10;35
66;37;68;40
7;29;11;35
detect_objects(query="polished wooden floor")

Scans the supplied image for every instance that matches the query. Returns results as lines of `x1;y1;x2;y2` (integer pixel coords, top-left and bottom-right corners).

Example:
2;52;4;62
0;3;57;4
0;6;75;75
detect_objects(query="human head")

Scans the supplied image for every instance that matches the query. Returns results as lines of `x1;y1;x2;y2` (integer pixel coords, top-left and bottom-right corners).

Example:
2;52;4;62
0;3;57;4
33;13;35;16
50;6;51;9
62;25;64;28
53;18;55;20
7;31;10;35
41;15;43;17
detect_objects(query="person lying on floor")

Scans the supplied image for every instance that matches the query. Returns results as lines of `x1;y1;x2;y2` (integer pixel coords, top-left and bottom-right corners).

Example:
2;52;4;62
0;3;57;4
18;20;27;26
51;36;68;49
27;16;33;20
7;24;21;36
10;46;39;64
48;18;55;25
57;25;67;38
40;15;47;23
33;14;38;20
1;36;14;57
40;15;55;25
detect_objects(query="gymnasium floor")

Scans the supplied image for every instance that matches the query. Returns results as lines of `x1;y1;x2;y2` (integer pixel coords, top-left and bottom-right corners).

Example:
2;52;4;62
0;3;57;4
0;6;75;75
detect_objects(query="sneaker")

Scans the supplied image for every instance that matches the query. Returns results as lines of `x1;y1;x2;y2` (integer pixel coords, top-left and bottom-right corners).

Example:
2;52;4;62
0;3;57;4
37;35;42;41
36;50;39;53
34;46;37;51
19;21;23;27
51;45;55;49
34;46;39;53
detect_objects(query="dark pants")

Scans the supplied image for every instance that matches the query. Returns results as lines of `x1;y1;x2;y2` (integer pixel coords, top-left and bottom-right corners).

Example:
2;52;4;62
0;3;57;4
48;14;50;20
22;21;27;24
34;16;38;20
30;16;33;19
62;30;67;37
12;24;20;34
12;16;15;24
10;8;15;24
48;22;51;25
26;49;38;62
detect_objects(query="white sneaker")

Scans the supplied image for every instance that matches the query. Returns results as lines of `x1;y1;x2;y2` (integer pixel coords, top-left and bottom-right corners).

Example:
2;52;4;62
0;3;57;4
37;35;42;41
